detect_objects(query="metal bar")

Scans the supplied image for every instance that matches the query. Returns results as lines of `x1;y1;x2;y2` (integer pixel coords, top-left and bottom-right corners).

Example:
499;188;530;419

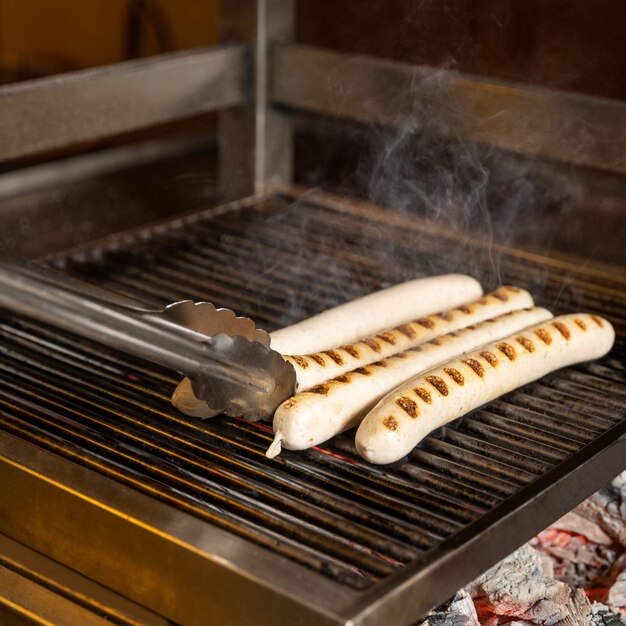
0;46;246;162
219;0;294;197
273;45;626;175
0;534;169;626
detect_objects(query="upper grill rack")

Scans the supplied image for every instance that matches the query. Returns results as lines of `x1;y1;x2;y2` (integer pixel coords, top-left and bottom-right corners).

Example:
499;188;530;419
1;191;625;594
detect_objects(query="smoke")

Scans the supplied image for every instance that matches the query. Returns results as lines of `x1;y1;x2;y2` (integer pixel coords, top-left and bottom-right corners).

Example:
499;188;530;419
287;60;588;322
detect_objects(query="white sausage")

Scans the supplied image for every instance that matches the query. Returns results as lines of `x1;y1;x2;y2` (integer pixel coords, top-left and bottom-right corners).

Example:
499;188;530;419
269;274;482;355
287;286;533;392
355;314;615;465
266;306;553;458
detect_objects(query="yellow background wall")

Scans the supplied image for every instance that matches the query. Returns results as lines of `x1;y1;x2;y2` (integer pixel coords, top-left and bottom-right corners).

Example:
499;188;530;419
0;0;219;75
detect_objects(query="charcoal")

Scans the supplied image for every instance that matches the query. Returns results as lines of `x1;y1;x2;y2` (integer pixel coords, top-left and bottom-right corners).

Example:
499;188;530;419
577;474;626;548
589;602;626;626
553;511;615;545
424;613;468;626
420;590;481;626
467;546;575;625
531;529;617;589
607;560;626;612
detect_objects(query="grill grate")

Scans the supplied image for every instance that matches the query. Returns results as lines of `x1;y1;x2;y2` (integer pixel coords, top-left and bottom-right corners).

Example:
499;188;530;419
1;191;625;593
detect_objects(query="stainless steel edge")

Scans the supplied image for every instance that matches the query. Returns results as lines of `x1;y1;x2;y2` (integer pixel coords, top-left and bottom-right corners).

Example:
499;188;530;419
0;533;170;626
273;44;626;175
347;422;626;626
0;45;246;162
219;0;294;198
0;432;357;626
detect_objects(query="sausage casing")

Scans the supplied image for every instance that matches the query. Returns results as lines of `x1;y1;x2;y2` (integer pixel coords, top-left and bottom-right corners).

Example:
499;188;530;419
355;314;615;465
269;274;483;355
287;286;533;392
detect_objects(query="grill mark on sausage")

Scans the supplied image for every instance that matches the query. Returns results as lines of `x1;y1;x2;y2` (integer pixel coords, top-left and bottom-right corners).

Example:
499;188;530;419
463;358;484;378
310;354;326;366
290;355;309;369
309;384;329;394
591;315;604;328
371;360;388;368
497;342;517;361
466;324;477;330
477;299;488;306
574;318;587;331
363;338;382;353
354;367;371;375
334;375;350;383
429;338;442;346
552;321;571;340
396;397;419;418
397;324;416;339
506;286;521;292
456;304;472;314
444;367;465;385
426;375;449;396
383;416;399;431
417;318;435;329
516;336;535;352
481;351;498;367
493;290;509;302
438;311;454;322
394;352;408;359
414;387;432;403
341;345;360;359
323;350;344;365
535;328;552;345
377;332;397;345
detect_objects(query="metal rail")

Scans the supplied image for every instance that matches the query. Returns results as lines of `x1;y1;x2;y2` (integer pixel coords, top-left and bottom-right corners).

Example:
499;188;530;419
273;44;626;175
0;45;247;162
219;0;295;197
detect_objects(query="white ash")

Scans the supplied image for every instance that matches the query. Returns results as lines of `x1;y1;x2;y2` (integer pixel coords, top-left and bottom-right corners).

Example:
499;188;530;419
420;590;481;626
419;471;626;626
607;555;626;613
468;545;581;625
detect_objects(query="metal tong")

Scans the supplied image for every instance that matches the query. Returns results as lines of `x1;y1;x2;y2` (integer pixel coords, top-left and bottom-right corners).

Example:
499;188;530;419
0;259;295;421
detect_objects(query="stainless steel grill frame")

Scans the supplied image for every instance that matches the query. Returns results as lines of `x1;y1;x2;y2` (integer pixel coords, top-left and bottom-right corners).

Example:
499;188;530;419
1;188;624;626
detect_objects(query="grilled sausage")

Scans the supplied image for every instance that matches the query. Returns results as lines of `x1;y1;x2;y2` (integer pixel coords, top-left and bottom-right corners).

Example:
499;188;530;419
287;286;533;392
266;306;552;458
269;274;482;355
355;314;615;465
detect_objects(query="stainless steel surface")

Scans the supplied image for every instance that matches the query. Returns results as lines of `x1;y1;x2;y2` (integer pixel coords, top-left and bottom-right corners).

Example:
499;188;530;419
0;130;214;203
0;534;169;626
0;433;350;626
1;189;625;625
219;0;294;197
273;44;626;175
0;45;246;162
0;260;294;420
